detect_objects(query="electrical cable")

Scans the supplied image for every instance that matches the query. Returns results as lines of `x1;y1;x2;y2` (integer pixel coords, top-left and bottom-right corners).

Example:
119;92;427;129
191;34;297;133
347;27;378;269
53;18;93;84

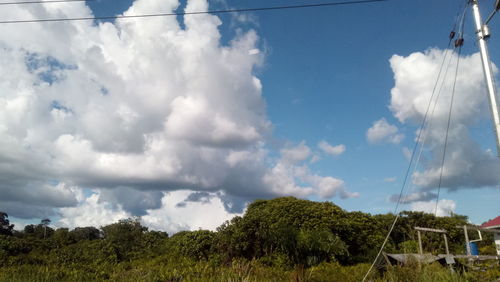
434;47;462;216
404;42;456;206
0;0;92;5
434;4;467;216
0;0;387;24
361;2;468;280
361;39;457;282
404;0;468;207
404;1;469;207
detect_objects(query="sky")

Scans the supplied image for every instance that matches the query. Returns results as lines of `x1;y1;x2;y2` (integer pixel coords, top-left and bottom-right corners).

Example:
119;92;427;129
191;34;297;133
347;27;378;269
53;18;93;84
1;0;500;234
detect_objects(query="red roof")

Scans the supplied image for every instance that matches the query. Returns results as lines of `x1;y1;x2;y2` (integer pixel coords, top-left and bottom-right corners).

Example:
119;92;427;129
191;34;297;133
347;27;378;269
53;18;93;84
481;216;500;229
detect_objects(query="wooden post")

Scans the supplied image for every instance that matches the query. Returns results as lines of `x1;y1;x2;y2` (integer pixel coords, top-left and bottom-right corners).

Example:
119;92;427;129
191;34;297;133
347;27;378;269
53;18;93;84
443;233;450;255
464;225;471;256
417;230;423;254
494;232;500;255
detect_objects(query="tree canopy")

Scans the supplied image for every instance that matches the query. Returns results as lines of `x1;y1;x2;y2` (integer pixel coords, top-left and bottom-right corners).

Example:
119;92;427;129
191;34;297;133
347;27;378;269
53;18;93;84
0;196;495;278
0;212;14;236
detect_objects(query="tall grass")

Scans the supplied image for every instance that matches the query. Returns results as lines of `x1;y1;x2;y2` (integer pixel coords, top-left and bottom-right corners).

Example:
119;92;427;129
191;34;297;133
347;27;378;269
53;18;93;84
0;258;498;281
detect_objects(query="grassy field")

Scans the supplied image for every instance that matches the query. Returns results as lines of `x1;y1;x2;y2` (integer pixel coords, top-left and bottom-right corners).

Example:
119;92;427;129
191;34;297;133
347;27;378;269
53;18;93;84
1;258;499;282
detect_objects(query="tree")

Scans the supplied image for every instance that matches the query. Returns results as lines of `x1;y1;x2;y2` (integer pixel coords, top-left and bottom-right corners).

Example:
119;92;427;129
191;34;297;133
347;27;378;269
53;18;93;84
101;218;147;260
23;224;35;235
23;223;54;239
166;230;215;260
0;212;14;236
52;228;73;247
214;216;249;262
41;218;51;239
70;227;101;242
233;197;347;258
142;230;168;255
295;228;347;266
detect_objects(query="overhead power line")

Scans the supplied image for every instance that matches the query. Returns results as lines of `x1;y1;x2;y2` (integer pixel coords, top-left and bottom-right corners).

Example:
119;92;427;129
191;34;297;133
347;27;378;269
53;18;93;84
434;2;467;217
0;0;387;24
0;0;92;5
361;1;469;280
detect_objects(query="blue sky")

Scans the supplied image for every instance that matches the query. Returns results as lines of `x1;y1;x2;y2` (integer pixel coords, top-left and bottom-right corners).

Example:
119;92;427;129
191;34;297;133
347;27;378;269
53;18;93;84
1;0;500;231
222;0;500;223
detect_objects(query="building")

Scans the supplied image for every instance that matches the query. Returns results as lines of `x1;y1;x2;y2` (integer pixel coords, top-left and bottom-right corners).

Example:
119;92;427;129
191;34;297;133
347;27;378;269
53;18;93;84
480;216;500;255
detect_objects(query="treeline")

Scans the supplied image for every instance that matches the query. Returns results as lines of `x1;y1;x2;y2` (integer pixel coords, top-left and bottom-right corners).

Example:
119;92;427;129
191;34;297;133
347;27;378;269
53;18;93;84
0;197;496;280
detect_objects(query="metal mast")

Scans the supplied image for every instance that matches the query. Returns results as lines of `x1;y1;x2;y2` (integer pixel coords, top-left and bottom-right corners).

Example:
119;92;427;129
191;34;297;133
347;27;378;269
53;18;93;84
471;0;500;156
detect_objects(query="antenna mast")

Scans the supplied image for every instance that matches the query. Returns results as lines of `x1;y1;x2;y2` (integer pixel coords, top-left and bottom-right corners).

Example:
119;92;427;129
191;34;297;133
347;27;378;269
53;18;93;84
470;0;500;156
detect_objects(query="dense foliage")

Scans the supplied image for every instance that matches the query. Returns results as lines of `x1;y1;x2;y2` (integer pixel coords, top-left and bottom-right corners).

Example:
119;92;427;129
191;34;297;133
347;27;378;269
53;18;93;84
0;197;498;281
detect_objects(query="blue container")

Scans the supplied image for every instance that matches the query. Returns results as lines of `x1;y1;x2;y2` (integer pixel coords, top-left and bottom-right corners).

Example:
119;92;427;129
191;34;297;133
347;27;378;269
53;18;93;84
467;242;479;255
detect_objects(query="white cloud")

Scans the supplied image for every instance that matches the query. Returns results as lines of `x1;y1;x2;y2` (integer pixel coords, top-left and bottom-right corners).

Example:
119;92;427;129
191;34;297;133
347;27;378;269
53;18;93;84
388;49;500;193
402;146;412;160
280;141;312;164
58;192;130;229
384;177;396;183
389;50;489;125
263;141;358;200
57;190;239;234
410;199;456;217
142;190;239;233
366;118;404;144
318;140;345;156
310;154;321;163
248;49;260;55
0;0;354;226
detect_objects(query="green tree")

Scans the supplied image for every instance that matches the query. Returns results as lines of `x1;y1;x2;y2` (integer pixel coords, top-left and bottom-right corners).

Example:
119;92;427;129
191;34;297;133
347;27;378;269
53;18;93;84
166;230;215;260
228;197;347;259
101;218;147;260
215;197;351;265
52;228;73;247
142;230;168;256
214;216;249;262
70;227;101;242
41;218;51;239
0;212;14;236
23;224;54;239
295;228;347;266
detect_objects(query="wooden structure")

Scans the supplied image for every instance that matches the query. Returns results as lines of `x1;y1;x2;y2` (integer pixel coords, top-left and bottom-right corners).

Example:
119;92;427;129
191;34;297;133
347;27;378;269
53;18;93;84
415;226;449;255
380;225;500;268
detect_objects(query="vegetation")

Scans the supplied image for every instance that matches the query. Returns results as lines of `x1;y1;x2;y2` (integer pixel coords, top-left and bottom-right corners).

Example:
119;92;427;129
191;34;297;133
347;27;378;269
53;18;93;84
1;197;498;281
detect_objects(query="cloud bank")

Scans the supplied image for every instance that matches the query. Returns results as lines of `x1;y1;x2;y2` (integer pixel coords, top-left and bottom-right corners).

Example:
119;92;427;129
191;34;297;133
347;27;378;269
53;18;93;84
0;0;357;231
384;48;500;207
410;199;456;217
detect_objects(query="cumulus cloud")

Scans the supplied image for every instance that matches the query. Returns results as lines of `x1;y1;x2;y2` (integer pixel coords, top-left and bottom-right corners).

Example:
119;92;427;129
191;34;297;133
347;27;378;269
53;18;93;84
387;48;500;198
0;0;355;228
143;191;239;233
318;140;345;156
57;190;240;234
366;118;404;144
58;192;131;229
263;142;358;200
0;182;79;219
98;187;164;216
280;141;312;164
410;199;456;217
